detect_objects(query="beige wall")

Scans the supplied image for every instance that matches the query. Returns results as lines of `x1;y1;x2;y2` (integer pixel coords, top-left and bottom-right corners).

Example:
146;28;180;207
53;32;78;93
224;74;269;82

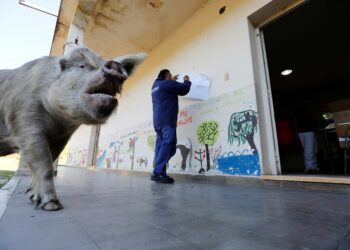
96;0;270;138
82;0;209;56
66;0;275;174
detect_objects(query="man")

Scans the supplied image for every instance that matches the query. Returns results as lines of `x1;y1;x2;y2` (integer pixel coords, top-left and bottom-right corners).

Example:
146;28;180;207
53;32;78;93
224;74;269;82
151;69;191;183
295;98;319;174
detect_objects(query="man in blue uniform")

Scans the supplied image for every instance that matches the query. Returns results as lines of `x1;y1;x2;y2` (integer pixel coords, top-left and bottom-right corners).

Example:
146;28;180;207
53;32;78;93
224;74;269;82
151;69;191;183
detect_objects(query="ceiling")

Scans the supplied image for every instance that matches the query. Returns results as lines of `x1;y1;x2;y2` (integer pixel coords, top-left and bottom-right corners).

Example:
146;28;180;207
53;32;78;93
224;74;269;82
72;0;209;56
262;0;350;96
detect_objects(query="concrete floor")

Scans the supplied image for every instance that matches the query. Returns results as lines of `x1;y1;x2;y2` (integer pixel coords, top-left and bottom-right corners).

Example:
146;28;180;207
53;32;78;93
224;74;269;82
1;167;350;250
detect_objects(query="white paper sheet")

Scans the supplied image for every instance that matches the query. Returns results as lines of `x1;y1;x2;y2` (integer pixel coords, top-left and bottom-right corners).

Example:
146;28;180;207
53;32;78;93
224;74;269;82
176;73;211;100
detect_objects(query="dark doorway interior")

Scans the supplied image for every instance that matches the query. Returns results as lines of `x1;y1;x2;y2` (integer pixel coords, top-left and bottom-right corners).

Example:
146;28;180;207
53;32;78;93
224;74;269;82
262;0;350;174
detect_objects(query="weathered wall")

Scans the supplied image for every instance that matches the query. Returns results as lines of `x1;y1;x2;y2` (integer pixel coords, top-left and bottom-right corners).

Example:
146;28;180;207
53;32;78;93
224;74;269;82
83;0;209;55
50;0;79;56
67;0;272;176
90;86;261;176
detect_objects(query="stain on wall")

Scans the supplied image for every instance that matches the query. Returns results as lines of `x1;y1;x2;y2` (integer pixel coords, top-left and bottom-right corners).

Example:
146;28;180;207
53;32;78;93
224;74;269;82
149;0;164;9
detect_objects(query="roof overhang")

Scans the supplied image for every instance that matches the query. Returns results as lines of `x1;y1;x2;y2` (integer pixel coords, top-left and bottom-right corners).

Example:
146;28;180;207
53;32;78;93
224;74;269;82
50;0;80;56
50;0;209;57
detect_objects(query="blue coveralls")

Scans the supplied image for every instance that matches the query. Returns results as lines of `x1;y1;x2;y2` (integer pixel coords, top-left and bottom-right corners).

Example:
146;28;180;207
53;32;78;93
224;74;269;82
151;78;191;175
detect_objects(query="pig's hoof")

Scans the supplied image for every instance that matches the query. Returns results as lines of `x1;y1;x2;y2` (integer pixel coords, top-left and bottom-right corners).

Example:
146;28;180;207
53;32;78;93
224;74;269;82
42;200;64;211
26;188;34;203
26;189;40;204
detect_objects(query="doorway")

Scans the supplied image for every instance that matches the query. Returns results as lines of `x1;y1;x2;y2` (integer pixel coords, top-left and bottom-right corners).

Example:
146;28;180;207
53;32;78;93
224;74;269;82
261;0;350;174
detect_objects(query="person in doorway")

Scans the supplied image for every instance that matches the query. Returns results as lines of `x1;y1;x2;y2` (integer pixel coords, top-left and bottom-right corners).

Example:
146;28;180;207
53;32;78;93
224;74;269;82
295;99;319;174
151;69;191;183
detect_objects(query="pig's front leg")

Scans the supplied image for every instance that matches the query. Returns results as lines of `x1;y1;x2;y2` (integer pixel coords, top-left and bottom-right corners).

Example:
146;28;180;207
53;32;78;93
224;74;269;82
19;135;63;211
26;173;39;204
20;154;40;203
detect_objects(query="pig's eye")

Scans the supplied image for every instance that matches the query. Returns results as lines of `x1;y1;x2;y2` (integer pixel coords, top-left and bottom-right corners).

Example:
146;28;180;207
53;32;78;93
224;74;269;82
79;65;86;69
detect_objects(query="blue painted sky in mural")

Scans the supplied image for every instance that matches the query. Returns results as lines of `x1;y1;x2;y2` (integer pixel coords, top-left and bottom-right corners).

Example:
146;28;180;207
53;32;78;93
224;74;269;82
217;154;261;176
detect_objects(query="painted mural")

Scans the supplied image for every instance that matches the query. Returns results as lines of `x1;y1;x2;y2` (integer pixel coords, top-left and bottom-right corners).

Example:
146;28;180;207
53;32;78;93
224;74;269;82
197;120;219;172
66;145;88;167
66;86;261;176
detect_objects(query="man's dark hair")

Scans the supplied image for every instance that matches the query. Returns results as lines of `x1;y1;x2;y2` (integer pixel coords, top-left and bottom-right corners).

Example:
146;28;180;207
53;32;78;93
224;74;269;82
157;69;170;80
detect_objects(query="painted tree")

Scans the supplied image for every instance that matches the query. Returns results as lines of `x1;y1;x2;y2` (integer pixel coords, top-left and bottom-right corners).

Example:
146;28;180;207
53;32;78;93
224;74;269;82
147;135;156;151
194;149;206;173
197;121;220;171
228;110;258;154
128;136;138;169
114;141;123;169
210;145;222;169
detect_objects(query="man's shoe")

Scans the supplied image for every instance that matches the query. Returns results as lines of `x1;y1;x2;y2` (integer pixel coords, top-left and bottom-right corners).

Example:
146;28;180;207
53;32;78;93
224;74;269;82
304;168;319;174
159;174;175;184
150;173;174;184
150;173;161;182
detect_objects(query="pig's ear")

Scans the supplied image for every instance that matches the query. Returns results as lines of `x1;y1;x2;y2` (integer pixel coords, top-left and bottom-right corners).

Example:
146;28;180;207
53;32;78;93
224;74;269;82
59;59;69;71
113;53;147;76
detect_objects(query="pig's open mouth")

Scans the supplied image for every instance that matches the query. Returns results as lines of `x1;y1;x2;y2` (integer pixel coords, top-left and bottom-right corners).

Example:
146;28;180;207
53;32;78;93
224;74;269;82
82;60;129;121
84;61;127;101
83;80;124;121
85;81;122;99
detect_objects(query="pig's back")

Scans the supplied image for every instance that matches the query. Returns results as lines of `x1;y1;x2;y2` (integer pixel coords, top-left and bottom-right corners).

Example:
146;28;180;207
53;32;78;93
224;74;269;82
0;56;59;121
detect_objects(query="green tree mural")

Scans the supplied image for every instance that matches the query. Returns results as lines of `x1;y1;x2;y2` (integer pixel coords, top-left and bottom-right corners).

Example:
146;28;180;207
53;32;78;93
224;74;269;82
228;110;258;154
147;135;156;152
197;121;220;171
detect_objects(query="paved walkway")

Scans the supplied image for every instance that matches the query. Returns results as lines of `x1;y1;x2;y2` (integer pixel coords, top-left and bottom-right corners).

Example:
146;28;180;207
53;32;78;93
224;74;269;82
1;167;350;250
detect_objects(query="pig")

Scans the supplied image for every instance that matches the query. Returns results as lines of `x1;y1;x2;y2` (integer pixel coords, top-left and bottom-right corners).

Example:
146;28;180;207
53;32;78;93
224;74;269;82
0;48;146;211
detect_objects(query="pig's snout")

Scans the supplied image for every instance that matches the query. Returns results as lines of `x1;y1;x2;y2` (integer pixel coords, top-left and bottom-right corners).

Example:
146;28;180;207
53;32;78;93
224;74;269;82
103;61;128;82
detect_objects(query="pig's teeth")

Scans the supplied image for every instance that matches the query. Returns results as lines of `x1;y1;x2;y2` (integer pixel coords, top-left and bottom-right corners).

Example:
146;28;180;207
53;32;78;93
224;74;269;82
91;93;116;99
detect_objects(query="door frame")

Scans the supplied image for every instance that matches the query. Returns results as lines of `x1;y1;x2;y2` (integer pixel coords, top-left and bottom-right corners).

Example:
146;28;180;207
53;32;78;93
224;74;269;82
248;0;306;175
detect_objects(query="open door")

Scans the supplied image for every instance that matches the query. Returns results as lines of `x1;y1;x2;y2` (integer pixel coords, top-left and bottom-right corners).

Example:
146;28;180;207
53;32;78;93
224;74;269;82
260;0;350;175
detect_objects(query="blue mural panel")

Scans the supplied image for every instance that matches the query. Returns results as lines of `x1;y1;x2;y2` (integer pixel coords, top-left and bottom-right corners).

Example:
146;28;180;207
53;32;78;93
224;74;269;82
217;153;260;176
96;150;106;168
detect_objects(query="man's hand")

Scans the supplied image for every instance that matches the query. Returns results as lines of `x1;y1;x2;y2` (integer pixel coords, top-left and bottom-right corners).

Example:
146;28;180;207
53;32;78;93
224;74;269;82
172;74;179;81
184;75;190;81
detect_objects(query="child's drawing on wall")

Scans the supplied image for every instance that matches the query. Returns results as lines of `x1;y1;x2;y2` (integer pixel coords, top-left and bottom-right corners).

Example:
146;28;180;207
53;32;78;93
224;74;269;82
197;120;219;172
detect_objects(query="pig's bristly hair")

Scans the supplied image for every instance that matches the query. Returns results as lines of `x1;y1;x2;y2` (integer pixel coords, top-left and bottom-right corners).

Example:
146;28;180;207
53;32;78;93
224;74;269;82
63;48;102;70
